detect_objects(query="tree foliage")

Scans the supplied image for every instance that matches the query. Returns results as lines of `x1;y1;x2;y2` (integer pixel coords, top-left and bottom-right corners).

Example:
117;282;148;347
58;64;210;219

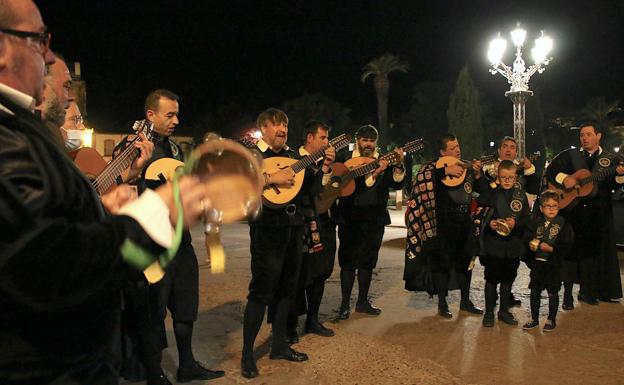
281;92;352;147
446;65;484;159
361;53;409;141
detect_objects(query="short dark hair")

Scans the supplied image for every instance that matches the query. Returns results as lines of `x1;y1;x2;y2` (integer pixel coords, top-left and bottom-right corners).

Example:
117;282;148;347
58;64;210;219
145;89;179;114
355;124;378;140
499;136;517;148
578;120;601;134
540;190;560;204
498;159;516;173
257;108;288;128
302;120;330;144
437;133;457;153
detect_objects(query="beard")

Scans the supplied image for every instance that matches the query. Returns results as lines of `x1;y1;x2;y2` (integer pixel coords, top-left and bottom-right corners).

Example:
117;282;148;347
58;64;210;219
44;97;66;128
359;146;374;157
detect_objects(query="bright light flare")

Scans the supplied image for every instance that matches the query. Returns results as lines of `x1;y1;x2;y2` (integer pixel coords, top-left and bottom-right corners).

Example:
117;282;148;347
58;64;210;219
510;27;527;47
615;147;620;153
532;34;553;63
488;36;507;65
252;130;262;139
82;128;93;147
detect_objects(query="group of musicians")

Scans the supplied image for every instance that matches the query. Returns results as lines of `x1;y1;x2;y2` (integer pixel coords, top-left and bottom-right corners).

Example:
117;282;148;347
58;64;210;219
2;1;624;384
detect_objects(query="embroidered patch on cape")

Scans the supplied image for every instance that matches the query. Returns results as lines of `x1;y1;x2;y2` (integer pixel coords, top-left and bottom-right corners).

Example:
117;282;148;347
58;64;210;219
510;199;523;212
599;157;611;167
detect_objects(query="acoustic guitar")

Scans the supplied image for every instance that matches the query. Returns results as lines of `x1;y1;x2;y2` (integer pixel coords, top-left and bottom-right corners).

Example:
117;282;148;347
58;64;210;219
72;120;154;195
547;153;624;209
314;138;424;213
262;133;352;207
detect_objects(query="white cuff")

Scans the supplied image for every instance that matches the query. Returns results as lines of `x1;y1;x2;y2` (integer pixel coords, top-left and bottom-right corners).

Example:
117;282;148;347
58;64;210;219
555;172;568;185
322;169;333;186
616;175;624;184
524;164;536;176
118;189;174;248
393;167;405;182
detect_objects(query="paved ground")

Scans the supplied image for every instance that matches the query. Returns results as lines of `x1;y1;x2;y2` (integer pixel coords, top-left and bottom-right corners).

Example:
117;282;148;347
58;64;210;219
128;208;624;385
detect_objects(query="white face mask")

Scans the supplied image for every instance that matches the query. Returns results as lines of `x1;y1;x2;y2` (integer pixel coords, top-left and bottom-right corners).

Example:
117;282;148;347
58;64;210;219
63;129;83;151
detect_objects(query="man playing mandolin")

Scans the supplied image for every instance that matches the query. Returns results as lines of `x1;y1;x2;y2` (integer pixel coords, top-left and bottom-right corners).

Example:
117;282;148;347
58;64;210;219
404;133;484;318
545;121;624;308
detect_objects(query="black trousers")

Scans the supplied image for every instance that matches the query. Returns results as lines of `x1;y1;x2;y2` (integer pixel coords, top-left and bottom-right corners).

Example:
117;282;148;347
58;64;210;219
248;223;304;304
338;222;384;270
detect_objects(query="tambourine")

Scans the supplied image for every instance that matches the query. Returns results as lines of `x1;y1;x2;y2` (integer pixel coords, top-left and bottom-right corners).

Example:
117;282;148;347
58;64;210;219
195;133;263;273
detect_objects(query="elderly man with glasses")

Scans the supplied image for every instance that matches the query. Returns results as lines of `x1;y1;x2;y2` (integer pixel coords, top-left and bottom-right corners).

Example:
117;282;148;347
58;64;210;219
0;1;210;384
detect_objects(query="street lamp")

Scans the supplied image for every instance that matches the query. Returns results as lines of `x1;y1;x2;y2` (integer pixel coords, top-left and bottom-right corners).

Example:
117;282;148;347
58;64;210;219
488;25;553;158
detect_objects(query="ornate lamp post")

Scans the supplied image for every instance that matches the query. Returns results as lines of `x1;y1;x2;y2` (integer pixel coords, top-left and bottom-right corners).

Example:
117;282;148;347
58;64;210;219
488;25;553;158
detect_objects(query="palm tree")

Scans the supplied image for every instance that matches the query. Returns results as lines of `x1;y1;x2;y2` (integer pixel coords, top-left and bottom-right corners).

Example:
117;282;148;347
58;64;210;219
581;97;619;130
581;97;622;146
361;53;409;141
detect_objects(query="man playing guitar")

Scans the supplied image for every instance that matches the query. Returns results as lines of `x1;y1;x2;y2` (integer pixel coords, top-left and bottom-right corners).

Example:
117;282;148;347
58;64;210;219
336;125;404;319
545;121;624;308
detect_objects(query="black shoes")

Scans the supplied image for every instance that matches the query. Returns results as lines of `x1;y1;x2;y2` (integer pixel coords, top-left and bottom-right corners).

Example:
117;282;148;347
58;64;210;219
437;304;453;319
562;301;574;310
337;304;351;320
146;373;172;385
460;301;484;315
543;320;557;332
482;312;494;327
241;356;258;379
270;346;309;362
497;311;518;326
355;300;382;316
578;294;599;305
305;322;335;337
523;319;539;330
510;296;522;307
177;361;225;382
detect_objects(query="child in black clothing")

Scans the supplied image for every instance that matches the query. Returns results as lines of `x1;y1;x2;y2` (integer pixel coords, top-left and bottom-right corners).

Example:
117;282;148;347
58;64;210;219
523;190;575;332
478;160;531;327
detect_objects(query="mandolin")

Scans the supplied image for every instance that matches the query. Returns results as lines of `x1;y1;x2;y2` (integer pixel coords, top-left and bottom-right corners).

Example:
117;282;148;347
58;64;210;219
436;154;498;187
262;133;352;207
314;138;424;213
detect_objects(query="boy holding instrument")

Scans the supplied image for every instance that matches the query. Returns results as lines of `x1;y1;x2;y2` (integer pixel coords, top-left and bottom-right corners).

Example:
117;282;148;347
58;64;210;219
523;190;574;332
477;160;530;327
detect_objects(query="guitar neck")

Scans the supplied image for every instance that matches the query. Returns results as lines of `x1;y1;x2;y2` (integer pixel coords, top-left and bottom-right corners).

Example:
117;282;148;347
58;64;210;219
578;166;617;186
290;135;349;173
291;144;330;173
92;140;140;194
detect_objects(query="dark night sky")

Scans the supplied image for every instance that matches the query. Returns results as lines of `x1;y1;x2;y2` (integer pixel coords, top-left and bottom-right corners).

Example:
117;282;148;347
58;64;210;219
35;0;624;136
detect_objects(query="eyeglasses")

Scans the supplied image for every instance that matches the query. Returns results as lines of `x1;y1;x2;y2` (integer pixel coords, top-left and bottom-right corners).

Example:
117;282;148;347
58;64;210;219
0;28;51;54
66;115;84;125
541;204;558;209
499;176;516;182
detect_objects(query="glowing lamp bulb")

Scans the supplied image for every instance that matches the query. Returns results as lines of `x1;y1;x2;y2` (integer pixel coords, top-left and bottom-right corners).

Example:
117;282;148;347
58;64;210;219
510;28;527;47
488;36;507;65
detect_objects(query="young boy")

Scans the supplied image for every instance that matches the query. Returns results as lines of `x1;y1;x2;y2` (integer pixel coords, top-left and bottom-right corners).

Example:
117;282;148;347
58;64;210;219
477;160;530;327
523;190;575;332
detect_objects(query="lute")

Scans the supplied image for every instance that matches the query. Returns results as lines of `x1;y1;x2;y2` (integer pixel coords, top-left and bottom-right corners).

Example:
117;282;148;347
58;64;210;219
262;133;352;207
